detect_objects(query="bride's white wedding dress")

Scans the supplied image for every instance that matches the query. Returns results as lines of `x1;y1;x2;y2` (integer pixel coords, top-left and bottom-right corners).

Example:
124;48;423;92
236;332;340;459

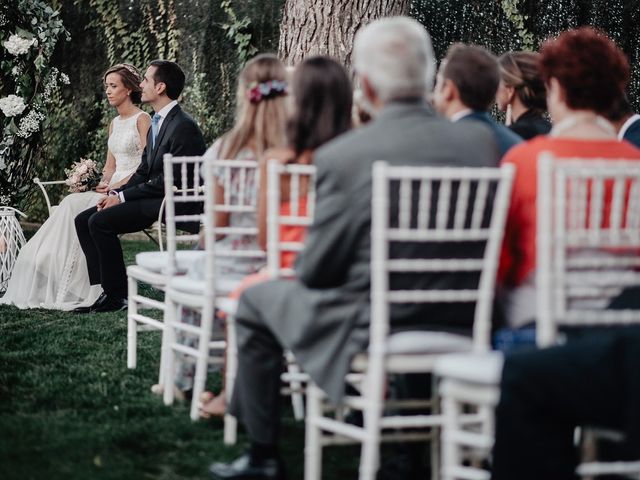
0;111;146;310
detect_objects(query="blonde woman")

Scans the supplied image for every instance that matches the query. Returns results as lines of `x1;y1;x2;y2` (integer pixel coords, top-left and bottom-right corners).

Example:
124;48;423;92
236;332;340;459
169;54;289;405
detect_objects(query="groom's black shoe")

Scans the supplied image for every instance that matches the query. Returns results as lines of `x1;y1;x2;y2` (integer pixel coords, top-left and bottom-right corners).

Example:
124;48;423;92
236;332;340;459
93;296;128;313
72;292;108;314
209;452;286;479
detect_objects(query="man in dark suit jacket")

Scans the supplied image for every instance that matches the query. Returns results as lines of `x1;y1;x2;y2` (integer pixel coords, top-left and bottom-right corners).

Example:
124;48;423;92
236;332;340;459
433;44;522;158
208;18;501;480
74;60;206;313
609;95;640;148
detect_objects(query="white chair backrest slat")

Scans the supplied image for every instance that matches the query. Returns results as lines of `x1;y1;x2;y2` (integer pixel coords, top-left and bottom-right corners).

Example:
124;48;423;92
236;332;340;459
536;154;640;346
163;154;207;275
371;161;515;356
266;160;316;279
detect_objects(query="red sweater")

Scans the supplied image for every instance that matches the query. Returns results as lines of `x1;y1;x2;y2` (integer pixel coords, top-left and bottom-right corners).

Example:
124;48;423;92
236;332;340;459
498;136;640;287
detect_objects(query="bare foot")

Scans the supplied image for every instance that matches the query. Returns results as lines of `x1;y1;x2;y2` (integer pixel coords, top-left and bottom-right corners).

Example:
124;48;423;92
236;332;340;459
198;390;226;418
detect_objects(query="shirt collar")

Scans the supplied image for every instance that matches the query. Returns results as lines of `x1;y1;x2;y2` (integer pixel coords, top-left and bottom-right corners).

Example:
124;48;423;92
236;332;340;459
618;113;640;140
450;108;473;122
155;100;178;120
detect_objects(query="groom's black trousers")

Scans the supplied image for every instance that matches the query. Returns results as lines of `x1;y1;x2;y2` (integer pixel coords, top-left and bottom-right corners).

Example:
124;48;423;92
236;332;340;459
75;201;157;299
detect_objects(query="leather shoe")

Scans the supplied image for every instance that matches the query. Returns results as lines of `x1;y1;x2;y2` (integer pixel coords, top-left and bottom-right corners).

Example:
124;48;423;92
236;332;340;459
209;453;285;479
92;296;128;313
73;292;108;314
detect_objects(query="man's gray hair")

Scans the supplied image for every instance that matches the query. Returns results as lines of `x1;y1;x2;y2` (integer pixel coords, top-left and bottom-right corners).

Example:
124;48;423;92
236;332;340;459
353;16;436;102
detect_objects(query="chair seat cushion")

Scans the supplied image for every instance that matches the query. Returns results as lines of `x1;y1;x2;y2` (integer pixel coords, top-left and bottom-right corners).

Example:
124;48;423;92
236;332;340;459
386;331;473;354
135;250;203;274
168;275;241;296
433;352;504;385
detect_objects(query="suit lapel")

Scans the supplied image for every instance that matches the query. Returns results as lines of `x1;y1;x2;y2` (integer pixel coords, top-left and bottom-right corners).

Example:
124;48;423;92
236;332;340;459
150;104;181;167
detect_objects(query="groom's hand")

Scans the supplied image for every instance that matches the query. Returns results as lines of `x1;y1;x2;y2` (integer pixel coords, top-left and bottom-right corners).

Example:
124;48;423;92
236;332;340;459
96;195;120;211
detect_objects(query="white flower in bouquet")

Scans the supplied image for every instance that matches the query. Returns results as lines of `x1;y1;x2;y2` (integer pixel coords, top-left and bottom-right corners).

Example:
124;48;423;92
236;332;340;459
3;34;37;56
64;158;102;193
0;95;27;117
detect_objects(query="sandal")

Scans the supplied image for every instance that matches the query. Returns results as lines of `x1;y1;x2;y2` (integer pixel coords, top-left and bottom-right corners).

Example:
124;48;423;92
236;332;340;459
198;390;226;418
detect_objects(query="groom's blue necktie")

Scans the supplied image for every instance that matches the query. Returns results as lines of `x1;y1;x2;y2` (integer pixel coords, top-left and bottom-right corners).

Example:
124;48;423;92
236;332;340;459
151;113;161;149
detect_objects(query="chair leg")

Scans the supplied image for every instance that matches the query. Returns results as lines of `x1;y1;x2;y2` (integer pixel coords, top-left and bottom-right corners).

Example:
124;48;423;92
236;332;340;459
431;374;441;480
286;351;305;420
127;276;138;369
359;370;384;480
224;314;238;445
304;383;323;480
162;299;177;406
441;379;461;480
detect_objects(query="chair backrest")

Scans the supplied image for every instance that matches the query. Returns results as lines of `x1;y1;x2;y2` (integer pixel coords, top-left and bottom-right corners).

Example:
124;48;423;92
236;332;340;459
266;160;316;278
163;154;207;275
208;158;266;296
536;153;640;346
370;161;515;355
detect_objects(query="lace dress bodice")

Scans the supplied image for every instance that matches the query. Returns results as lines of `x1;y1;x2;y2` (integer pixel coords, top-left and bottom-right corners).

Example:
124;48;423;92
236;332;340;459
108;111;147;186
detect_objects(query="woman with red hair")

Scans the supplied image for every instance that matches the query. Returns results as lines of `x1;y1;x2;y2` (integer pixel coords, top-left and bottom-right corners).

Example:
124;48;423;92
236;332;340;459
498;27;640;328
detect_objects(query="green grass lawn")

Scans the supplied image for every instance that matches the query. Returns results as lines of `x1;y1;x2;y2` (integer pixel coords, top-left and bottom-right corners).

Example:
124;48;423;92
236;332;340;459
0;240;358;479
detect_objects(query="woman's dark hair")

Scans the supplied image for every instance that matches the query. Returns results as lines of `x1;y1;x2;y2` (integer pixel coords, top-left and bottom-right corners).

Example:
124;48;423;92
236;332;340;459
103;63;143;104
499;51;547;113
149;59;185;100
539;27;630;115
288;56;353;155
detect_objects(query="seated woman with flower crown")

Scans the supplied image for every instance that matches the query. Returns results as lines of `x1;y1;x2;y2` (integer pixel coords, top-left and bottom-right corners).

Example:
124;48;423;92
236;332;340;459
0;64;151;311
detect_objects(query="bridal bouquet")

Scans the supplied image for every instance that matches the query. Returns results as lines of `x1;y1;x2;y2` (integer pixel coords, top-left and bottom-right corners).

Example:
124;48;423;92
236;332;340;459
64;158;101;193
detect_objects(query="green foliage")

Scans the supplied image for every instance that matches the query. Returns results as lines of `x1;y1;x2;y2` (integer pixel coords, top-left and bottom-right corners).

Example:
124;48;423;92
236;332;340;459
0;0;70;206
501;0;535;51
220;0;258;65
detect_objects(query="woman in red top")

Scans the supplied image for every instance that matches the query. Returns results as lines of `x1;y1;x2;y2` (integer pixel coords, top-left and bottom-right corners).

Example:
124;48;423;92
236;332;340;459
498;27;640;328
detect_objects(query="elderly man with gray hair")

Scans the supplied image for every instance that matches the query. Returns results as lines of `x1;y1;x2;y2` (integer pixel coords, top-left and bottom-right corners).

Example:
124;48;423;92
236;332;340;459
209;17;499;480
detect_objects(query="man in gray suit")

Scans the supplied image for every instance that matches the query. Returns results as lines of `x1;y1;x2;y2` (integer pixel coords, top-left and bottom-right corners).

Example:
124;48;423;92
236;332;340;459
209;17;500;480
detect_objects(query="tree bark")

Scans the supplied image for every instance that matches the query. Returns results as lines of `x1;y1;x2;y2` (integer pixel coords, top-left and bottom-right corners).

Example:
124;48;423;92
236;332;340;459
278;0;411;68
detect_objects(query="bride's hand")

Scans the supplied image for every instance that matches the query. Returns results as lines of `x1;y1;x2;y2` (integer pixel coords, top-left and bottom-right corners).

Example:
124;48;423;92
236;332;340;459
95;181;109;193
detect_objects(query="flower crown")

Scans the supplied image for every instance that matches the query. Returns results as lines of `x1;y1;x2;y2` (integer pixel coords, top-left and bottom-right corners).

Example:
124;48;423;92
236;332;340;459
247;80;288;104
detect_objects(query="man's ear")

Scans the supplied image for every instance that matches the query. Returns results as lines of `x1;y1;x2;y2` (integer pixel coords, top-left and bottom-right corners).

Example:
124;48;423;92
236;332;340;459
156;81;167;96
361;75;383;112
362;77;376;102
442;78;458;102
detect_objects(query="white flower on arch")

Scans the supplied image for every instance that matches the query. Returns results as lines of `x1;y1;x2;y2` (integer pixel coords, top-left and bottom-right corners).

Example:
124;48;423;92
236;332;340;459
0;95;27;117
3;34;37;55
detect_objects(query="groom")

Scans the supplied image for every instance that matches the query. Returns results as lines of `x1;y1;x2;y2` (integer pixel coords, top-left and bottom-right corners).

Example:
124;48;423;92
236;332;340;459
74;60;206;313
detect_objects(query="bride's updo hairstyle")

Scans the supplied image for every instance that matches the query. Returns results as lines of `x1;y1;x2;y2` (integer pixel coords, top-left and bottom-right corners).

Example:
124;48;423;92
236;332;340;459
538;27;630;116
103;63;143;104
221;54;288;159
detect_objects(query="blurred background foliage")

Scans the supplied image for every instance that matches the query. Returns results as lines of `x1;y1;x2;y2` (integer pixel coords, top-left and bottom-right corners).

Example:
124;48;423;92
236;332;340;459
6;0;640;220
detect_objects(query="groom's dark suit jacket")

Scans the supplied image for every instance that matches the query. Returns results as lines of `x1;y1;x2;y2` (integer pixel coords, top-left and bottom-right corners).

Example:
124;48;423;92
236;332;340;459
117;104;206;228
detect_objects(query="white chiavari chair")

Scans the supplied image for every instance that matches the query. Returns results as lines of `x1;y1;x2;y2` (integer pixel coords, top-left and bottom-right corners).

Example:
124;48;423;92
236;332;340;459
304;161;515;480
267;161;316;420
161;158;265;422
126;154;205;388
222;160;316;444
435;154;640;480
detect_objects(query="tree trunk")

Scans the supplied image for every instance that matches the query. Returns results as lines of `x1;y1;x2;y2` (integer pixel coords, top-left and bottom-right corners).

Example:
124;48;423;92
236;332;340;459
278;0;411;68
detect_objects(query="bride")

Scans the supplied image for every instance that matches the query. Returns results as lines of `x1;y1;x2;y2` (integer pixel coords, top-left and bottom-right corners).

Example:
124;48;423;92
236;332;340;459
0;63;151;311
